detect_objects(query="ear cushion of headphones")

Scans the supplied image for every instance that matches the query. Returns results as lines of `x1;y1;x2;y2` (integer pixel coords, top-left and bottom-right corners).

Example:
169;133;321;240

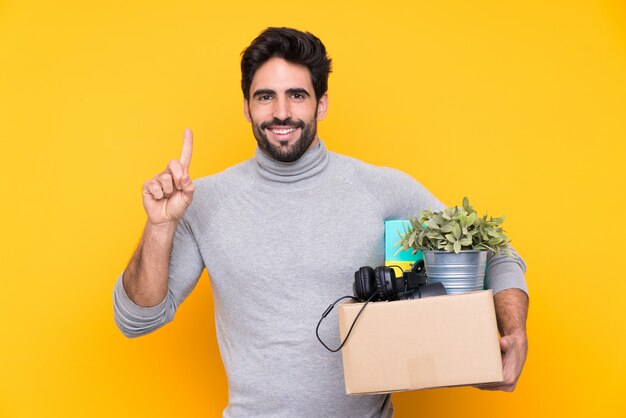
374;266;396;301
354;267;377;300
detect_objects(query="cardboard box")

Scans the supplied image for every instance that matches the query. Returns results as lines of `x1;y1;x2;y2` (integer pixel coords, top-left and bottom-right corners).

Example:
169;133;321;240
338;290;503;394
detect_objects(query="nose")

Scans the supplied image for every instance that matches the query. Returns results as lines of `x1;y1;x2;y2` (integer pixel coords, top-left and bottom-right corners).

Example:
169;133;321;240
272;96;291;121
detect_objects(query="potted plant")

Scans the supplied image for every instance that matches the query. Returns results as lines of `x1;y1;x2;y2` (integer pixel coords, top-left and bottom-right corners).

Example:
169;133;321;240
395;197;512;294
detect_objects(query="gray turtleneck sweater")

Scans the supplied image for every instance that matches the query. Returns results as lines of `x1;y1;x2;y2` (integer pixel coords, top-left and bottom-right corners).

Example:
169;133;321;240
113;141;527;418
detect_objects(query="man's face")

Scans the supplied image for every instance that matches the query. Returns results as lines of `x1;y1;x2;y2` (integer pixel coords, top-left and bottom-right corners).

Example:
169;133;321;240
244;57;328;163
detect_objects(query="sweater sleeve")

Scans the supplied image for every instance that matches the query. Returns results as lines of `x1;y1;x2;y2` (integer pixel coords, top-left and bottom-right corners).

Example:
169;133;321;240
113;216;205;338
385;169;446;218
485;244;528;296
348;162;446;219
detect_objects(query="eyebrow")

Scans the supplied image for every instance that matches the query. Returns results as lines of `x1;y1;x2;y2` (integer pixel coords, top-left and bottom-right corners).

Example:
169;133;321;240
252;87;312;98
252;89;276;98
286;88;311;97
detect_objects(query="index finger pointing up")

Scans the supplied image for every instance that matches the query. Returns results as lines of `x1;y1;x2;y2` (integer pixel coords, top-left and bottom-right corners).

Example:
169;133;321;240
180;128;193;172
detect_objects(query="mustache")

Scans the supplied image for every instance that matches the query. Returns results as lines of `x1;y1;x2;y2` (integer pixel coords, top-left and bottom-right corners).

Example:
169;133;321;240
260;118;305;130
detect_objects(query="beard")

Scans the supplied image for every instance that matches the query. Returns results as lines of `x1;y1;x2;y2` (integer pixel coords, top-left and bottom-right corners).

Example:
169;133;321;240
251;116;318;163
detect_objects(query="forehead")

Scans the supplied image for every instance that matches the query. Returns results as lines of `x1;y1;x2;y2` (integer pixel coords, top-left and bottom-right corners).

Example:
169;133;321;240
250;57;314;93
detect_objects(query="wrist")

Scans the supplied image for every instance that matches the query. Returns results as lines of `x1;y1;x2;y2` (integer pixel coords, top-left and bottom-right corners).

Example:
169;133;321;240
141;220;178;250
145;219;178;234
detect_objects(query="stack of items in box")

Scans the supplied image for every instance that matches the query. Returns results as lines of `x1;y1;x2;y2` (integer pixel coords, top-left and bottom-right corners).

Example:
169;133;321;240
337;220;503;394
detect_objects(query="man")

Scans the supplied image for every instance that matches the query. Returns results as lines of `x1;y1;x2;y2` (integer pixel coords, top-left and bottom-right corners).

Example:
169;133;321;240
114;27;529;417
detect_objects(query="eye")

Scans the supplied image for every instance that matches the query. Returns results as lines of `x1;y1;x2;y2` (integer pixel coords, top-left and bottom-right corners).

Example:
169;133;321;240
258;95;273;102
290;93;305;101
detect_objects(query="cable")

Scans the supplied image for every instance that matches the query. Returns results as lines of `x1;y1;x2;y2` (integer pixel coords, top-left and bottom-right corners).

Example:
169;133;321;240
316;292;377;352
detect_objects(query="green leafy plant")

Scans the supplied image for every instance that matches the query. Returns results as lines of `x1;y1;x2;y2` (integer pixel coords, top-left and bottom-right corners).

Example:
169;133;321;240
395;197;513;256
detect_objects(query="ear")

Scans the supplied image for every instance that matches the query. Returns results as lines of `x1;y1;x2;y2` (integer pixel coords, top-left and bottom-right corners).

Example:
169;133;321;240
316;93;328;121
243;98;251;122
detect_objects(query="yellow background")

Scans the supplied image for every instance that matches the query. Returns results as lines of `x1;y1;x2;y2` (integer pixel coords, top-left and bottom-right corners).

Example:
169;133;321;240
1;0;625;417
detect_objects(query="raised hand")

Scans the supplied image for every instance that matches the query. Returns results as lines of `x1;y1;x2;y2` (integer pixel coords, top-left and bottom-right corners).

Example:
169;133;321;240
142;128;195;225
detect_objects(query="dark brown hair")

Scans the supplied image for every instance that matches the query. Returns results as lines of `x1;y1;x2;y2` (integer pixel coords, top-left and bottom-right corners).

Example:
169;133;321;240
241;27;332;102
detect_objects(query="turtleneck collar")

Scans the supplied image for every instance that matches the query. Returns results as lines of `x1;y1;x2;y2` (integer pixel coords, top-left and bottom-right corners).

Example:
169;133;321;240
255;139;330;183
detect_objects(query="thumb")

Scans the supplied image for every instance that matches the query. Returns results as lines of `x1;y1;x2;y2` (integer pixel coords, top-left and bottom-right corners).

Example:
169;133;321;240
180;174;195;203
500;336;511;353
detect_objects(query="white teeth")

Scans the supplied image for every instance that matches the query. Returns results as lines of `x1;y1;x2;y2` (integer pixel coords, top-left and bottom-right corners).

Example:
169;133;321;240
270;128;296;134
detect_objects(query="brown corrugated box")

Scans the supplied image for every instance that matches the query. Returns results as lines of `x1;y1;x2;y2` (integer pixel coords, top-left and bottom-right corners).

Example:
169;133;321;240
338;290;503;394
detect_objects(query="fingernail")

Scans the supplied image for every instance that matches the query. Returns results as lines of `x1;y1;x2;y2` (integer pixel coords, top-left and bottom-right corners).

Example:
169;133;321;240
183;175;190;183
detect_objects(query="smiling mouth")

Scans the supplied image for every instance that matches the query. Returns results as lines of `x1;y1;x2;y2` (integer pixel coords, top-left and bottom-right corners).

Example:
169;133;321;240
268;127;297;135
265;126;301;143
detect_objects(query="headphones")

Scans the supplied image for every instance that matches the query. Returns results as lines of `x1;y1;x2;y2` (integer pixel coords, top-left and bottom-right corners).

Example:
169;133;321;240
316;260;447;352
353;260;446;301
